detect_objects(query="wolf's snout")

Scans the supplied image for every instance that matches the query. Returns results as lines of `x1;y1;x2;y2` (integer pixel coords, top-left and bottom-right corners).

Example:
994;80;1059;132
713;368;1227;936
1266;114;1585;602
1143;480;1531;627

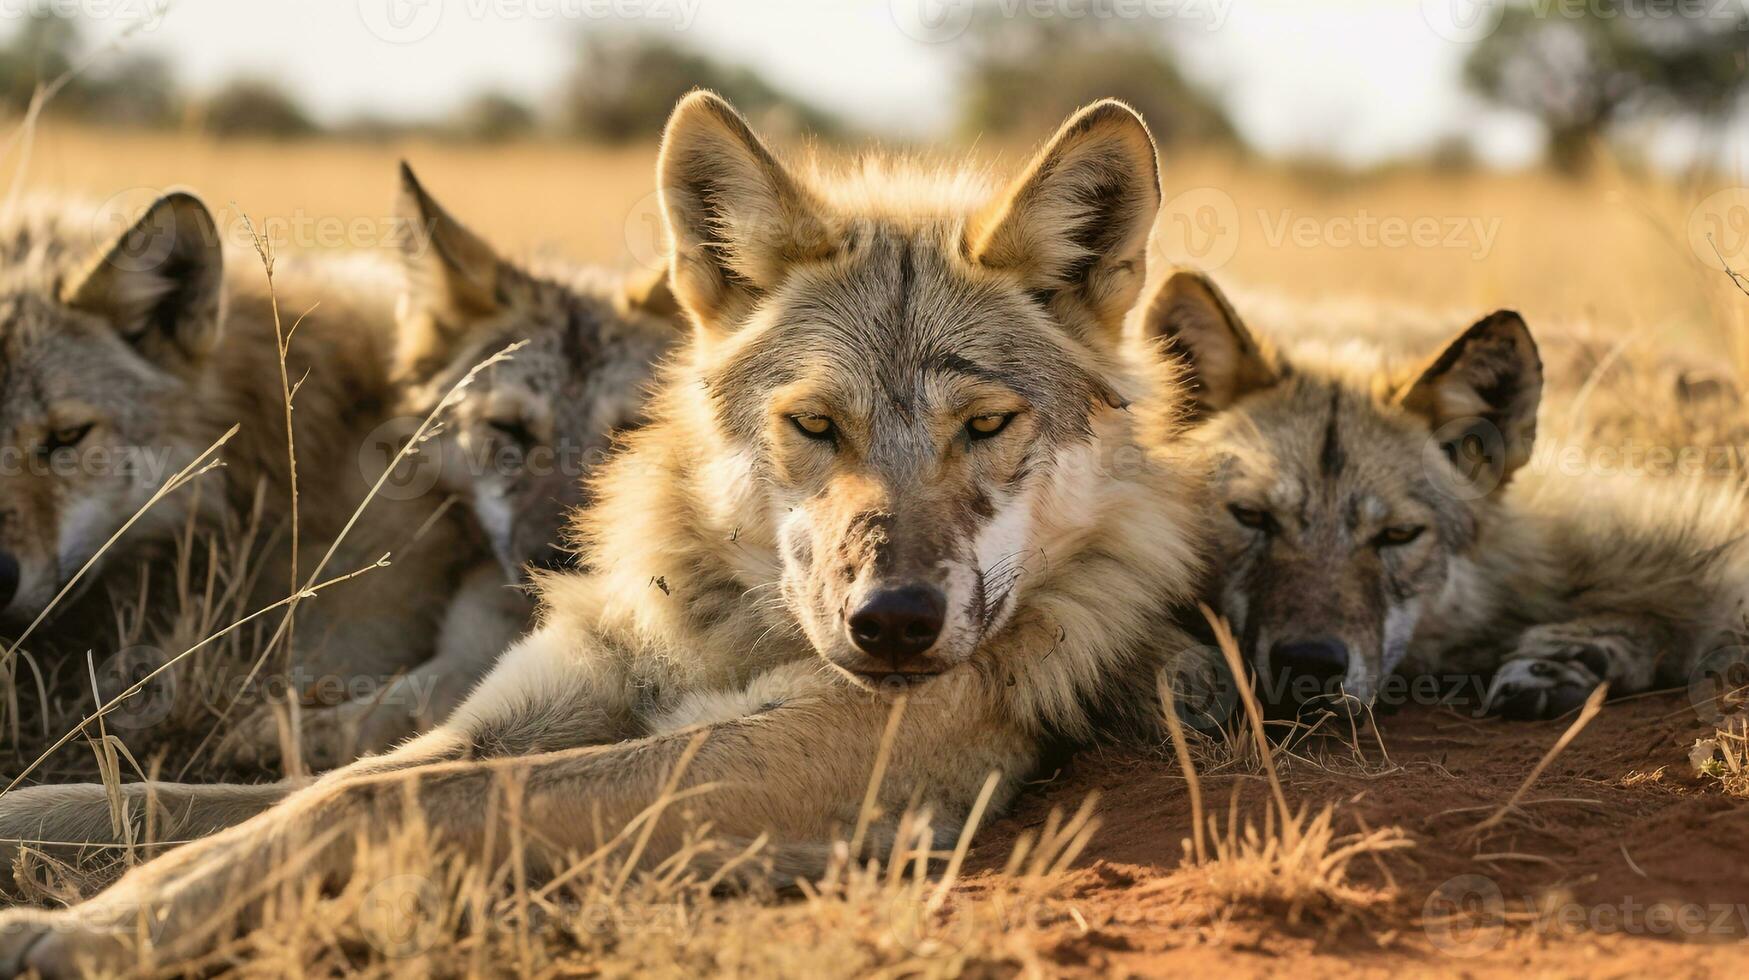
0;552;17;612
847;585;946;667
1270;637;1350;699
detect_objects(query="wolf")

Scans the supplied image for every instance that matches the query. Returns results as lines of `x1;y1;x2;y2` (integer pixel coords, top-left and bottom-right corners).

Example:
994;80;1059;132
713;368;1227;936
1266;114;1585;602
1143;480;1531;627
0;190;495;745
0;92;1207;975
1144;269;1749;724
0;169;677;778
214;164;683;769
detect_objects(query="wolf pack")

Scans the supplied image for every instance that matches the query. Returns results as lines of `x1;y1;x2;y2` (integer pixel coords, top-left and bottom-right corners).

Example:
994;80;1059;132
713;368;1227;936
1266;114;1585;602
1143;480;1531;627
0;93;1741;974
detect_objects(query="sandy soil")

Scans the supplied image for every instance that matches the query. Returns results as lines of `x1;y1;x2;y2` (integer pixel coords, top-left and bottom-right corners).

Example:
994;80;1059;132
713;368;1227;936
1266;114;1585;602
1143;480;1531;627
955;693;1748;976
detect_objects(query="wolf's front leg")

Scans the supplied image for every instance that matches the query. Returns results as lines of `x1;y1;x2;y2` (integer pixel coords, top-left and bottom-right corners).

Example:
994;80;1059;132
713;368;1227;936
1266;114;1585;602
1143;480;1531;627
1483;615;1673;719
216;563;534;771
0;669;1027;977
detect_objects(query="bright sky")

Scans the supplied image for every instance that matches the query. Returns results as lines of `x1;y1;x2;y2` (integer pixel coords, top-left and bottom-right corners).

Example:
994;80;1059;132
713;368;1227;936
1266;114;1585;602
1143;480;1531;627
28;0;1747;169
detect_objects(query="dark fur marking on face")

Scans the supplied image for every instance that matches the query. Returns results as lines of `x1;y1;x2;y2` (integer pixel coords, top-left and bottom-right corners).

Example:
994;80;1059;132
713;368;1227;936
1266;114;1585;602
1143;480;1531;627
1318;388;1345;480
968;489;995;521
929;352;1008;386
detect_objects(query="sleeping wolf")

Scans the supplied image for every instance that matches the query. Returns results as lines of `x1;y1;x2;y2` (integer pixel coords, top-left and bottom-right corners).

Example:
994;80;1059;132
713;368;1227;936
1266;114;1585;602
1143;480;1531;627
216;164;681;768
0;191;493;749
1144;269;1749;723
0;93;1207;975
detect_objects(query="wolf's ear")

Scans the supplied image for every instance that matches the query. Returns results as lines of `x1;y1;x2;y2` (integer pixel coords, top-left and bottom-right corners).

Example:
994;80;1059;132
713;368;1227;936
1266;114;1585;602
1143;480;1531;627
395;162;516;329
656;91;836;330
1397;310;1542;491
968;100;1161;345
1141;271;1275;411
64;192;224;364
617;264;683;323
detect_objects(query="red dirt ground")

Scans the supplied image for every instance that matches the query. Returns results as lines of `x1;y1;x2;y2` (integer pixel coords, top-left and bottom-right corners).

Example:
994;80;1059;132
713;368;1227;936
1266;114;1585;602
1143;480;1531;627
966;693;1749;976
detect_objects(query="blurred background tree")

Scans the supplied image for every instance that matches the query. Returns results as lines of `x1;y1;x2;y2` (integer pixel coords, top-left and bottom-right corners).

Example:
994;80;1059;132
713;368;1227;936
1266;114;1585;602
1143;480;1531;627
1464;0;1749;174
448;90;539;143
953;13;1235;148
0;10;182;125
556;33;838;142
200;77;315;139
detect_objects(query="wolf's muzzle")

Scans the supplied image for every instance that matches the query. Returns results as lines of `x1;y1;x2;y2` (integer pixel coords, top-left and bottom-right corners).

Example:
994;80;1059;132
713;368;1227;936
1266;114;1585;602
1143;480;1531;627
846;584;946;673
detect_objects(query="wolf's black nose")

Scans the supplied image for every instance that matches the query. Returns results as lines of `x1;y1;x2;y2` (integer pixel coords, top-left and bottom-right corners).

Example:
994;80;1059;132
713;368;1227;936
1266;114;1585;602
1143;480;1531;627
0;551;17;610
1271;637;1350;698
848;586;946;665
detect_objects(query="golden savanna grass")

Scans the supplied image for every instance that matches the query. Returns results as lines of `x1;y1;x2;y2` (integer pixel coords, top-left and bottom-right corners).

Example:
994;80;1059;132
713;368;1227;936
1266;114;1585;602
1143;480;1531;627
2;120;1747;975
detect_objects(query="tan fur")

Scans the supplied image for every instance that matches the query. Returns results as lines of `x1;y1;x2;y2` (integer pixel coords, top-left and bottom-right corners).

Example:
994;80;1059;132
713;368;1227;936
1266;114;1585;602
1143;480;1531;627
0;95;1206;977
1145;269;1749;722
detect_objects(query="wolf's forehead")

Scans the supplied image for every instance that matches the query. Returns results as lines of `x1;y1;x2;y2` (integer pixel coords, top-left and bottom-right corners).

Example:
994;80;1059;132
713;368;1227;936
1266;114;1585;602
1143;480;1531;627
1237;378;1430;503
774;234;1085;389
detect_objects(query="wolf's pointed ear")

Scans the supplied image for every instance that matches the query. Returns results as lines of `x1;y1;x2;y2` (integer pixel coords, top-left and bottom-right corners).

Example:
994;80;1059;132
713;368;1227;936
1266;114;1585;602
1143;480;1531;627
1397;310;1542;492
968;100;1161;345
64;191;224;364
1141;270;1275;411
395;162;514;327
656;91;836;330
617;264;683;323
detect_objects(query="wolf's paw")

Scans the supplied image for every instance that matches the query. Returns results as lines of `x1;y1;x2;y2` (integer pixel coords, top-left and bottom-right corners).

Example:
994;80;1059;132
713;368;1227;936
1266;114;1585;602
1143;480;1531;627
1484;654;1602;720
0;907;132;979
215;701;405;774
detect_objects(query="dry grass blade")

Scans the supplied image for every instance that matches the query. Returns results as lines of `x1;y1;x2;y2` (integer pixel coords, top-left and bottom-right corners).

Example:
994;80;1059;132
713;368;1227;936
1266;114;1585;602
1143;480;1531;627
1471;683;1609;836
1157;666;1207;864
1200;602;1292;831
848;693;908;864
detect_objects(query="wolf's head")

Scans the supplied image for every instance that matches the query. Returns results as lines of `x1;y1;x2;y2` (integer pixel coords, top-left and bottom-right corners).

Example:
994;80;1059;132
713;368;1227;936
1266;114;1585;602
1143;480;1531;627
1144;271;1542;715
0;193;224;625
653;92;1162;690
391;165;680;580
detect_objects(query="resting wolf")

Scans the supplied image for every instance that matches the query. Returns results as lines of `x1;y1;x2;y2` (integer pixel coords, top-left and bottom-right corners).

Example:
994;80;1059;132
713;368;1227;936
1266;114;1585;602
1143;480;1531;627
217;164;681;768
1145;269;1749;723
0;174;675;775
0;190;495;753
0;92;1207;974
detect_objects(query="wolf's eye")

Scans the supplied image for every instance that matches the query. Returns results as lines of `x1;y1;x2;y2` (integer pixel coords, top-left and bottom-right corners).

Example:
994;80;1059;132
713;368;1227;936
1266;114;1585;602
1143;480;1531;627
39;423;93;457
790;415;835;441
965;413;1015;441
1228;504;1276;533
1374;525;1425;548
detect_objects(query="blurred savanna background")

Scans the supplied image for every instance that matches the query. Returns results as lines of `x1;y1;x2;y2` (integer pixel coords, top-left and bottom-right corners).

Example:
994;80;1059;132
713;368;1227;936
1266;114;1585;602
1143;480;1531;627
2;1;1748;974
5;0;1746;338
